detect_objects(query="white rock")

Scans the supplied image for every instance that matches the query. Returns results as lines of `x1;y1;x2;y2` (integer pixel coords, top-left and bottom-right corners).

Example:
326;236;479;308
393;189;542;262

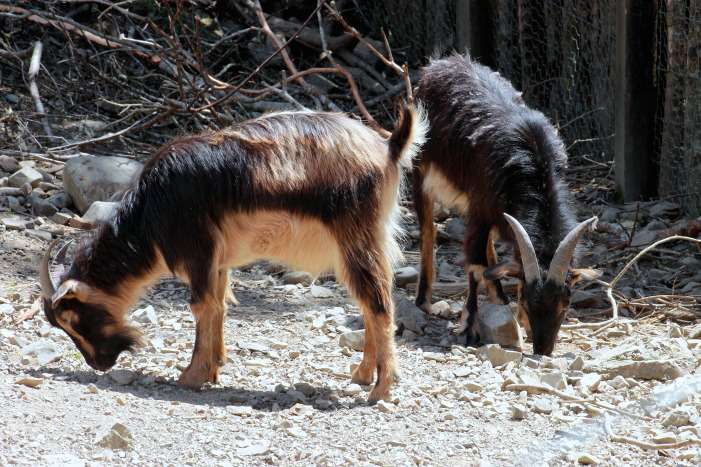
598;360;684;381
342;384;363;396
63;155;142;213
237;340;270;353
478;344;522;367
82;201;119;225
395;297;428;335
8;167;43;188
375;400;396;413
236;441;270;456
21;340;62;366
132;305;158;325
478;303;522;350
228;406;253;417
569;356;585;371
431;300;452;318
281;271;312;285
609;375;629;389
95;422;133;451
511;404;528;420
339;330;365;351
532;397;556;414
394;266;419;287
453;367;471;378
579;373;602;392
662;409;691;427
540;372;568;390
109;369;137;386
310;284;334;298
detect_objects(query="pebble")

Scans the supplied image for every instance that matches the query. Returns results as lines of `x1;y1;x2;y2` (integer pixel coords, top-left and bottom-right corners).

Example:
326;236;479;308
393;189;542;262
21;340;62;366
375;400;396;413
86;384;99;394
511;404;528;420
8;167;43;188
342;384;363;396
478;303;523;350
95;422;133;451
569;356;585;371
540;372;568;390
478;344;522;367
0;155;20;172
577;453;600;465
109;369;138;386
16;377;43;388
132;305;158;325
228;406;253;417
661;409;691;427
339;330;365;351
579;373;602;393
653;432;678;444
532;397;556;414
394;266;419;286
310;284;334;298
236;441;270;456
431;300;452;318
395;297;428;335
599;360;684;381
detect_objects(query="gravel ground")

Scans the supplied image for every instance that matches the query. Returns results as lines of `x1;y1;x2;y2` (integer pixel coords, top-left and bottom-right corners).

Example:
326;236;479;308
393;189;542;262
1;221;701;466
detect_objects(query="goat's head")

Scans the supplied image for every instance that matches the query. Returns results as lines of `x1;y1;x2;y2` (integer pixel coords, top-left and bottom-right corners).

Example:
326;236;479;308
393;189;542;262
40;241;141;371
484;214;599;356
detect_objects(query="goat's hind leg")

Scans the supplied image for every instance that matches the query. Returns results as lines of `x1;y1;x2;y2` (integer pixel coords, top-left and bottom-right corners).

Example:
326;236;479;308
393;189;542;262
340;242;398;402
412;165;435;314
454;224;491;346
179;268;228;389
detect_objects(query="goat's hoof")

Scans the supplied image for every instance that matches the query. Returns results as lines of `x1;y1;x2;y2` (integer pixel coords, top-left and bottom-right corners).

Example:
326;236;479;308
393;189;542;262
368;385;391;403
178;365;218;389
461;328;480;347
416;300;432;315
351;365;375;386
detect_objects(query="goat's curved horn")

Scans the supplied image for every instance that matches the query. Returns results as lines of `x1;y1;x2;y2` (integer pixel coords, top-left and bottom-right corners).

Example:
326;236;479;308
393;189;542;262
503;213;540;284
547;216;598;285
40;240;60;299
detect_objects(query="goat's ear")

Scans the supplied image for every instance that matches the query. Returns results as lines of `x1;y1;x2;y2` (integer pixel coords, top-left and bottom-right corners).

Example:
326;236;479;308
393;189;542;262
483;261;523;281
52;279;92;307
568;268;601;286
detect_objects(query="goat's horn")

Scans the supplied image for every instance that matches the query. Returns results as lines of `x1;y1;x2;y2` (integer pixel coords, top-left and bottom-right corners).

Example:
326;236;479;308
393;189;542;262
503;213;540;284
547;216;598;285
40;240;60;299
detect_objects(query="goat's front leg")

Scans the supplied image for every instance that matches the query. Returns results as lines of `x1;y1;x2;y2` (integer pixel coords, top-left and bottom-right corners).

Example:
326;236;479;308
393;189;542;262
179;271;228;389
454;224;490;346
485;231;509;305
412;165;436;314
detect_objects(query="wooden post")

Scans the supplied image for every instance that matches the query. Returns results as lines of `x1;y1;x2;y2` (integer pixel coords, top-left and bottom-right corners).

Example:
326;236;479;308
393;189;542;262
615;1;659;201
455;0;495;66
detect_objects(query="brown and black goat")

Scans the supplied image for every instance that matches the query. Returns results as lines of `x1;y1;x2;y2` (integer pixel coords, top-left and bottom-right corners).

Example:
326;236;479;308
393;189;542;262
412;54;598;355
40;105;427;401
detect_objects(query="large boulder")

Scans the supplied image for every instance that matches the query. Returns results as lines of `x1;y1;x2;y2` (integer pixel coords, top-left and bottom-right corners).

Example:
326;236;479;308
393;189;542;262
63;155;142;213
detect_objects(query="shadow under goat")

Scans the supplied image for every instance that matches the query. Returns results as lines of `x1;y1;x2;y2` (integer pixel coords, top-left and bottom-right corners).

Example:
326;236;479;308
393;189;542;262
40;105;427;402
412;54;599;355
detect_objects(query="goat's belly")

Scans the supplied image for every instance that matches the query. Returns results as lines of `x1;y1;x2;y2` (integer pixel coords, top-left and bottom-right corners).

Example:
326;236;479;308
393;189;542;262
423;165;470;213
220;211;339;275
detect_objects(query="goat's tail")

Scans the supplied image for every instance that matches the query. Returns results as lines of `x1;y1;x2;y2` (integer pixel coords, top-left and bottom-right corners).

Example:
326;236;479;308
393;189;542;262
388;102;428;169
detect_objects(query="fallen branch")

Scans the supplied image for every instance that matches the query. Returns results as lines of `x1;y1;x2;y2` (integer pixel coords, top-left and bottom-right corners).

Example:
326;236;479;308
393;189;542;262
610;435;701;450
27;41;52;138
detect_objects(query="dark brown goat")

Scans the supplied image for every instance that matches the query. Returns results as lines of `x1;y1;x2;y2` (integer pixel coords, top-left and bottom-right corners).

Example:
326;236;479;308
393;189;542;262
412;54;598;355
40;106;427;401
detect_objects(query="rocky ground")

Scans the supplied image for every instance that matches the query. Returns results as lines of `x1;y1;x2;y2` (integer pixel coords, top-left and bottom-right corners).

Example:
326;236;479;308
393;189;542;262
1;155;701;466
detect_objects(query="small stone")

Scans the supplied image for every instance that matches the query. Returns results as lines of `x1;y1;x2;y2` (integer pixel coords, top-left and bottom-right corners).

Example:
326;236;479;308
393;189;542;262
532;397;556;414
569;356;585;371
310;284;334;298
82;201;119;225
653;432;678;444
339;329;365;351
609;375;629;389
109;369;137;386
29;194;58;217
86;384;99;394
662;409;691;427
511;404;528;420
423;352;447;362
95;422;133;451
598;360;684;381
478;344;522;367
286;426;307;438
375;400;396;413
16;376;43;388
577;453;600;465
281;271;312;285
342;384;362;396
395;297;428;335
0;155;20;172
431;300;452;318
8;167;43;188
453;367;471;378
237;340;269;353
228;406;253;417
540;372;567;390
132;305;158;325
294;382;317;397
463;382;483;392
46;191;72;210
394;266;419;287
25;229;53;241
51;212;73;225
478;303;522;350
21;340;62;365
1;217;29;231
579;373;602;392
236;441;270;456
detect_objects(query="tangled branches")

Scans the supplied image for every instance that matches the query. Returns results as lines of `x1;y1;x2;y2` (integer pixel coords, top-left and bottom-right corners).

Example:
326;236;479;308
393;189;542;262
0;0;414;158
